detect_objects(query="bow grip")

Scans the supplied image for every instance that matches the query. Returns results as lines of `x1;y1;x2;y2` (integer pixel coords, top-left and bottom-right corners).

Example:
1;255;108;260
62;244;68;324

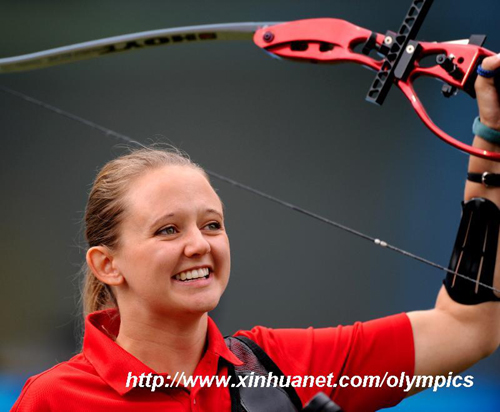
397;79;500;161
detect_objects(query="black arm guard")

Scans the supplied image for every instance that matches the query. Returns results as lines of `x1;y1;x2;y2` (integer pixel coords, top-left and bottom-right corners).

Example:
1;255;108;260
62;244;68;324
444;197;500;305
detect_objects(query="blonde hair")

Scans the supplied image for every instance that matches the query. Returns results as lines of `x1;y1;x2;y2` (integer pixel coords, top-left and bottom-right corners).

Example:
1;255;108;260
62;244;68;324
81;147;206;317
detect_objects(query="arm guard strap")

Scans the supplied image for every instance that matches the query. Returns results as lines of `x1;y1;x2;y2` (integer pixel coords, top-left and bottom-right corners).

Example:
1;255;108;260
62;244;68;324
444;197;500;305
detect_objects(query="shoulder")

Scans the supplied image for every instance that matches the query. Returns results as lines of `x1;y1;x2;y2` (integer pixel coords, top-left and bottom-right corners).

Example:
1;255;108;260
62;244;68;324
232;314;414;410
235;312;412;343
11;353;98;411
233;313;413;371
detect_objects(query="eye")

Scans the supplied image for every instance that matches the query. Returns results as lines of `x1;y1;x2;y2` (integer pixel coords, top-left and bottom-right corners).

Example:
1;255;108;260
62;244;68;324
204;221;222;231
157;226;178;236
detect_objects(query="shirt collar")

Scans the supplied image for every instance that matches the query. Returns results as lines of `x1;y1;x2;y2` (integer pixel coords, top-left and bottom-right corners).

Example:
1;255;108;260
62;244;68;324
206;316;243;366
83;309;242;396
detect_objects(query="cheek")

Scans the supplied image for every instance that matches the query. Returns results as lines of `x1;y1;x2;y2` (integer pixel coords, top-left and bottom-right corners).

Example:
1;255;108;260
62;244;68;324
155;242;183;265
118;241;180;279
215;236;231;267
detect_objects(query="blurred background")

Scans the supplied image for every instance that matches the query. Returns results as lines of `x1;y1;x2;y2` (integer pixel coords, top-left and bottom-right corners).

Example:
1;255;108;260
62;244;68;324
1;0;499;410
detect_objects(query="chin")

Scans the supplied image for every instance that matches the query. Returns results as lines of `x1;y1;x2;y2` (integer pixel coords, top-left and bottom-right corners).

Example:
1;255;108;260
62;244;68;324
186;295;221;315
193;300;220;314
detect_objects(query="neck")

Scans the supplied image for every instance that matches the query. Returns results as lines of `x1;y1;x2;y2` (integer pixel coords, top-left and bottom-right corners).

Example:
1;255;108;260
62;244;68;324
115;308;208;376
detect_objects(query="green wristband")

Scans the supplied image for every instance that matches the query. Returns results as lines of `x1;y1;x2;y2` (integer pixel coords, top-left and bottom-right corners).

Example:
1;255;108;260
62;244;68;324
472;116;500;145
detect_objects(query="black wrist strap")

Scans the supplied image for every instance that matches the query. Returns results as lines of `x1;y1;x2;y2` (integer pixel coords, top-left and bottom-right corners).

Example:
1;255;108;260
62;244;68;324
467;172;500;187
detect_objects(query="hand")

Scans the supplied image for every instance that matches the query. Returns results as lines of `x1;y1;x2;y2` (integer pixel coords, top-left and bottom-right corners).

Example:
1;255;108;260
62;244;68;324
466;55;500;209
475;53;500;131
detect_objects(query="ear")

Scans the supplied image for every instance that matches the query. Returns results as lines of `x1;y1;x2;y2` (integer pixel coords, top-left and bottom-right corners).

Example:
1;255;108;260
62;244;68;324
86;246;124;286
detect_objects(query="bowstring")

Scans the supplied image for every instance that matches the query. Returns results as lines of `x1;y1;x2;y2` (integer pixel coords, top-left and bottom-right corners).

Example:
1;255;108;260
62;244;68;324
1;84;499;295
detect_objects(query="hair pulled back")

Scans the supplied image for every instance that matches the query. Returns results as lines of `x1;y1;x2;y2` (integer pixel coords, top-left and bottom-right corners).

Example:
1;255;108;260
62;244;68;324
82;147;205;317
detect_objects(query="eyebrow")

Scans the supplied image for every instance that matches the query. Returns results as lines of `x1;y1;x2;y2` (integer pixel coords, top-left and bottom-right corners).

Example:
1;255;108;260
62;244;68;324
149;208;224;230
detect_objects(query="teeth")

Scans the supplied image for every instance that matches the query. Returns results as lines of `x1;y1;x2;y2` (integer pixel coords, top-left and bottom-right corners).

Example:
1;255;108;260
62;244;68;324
175;267;210;281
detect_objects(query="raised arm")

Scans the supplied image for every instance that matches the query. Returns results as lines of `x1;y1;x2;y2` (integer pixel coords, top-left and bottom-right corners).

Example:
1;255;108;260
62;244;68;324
406;53;500;395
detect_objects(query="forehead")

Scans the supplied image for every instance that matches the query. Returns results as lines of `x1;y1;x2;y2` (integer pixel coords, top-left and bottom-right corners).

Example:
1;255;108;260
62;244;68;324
123;166;222;223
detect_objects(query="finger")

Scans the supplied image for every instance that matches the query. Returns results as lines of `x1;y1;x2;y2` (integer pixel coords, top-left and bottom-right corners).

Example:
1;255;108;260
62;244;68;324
475;54;500;92
481;53;500;71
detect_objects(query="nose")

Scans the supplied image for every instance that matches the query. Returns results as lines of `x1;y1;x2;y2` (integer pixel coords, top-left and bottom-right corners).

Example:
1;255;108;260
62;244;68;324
183;227;211;257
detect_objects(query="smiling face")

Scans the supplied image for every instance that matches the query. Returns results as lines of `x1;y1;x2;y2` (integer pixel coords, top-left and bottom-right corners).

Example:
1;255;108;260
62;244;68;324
110;165;230;318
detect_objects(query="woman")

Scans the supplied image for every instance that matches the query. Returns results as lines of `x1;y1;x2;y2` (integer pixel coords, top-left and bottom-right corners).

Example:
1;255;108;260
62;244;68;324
12;55;500;411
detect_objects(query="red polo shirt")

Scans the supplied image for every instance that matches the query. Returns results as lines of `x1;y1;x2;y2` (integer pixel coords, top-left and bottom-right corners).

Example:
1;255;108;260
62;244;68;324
12;310;414;412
